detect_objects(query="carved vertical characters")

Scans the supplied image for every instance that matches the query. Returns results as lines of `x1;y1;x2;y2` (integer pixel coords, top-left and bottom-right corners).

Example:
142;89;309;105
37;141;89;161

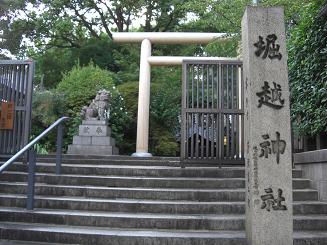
254;34;282;60
83;126;90;134
258;132;286;164
260;188;287;211
256;81;285;109
242;6;293;245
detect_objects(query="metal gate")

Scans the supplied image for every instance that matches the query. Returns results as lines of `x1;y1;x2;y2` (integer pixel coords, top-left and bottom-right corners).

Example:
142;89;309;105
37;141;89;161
181;59;244;165
0;60;34;155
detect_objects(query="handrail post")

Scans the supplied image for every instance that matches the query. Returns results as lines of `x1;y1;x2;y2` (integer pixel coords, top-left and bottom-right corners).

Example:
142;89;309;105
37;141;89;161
56;123;63;175
26;149;36;210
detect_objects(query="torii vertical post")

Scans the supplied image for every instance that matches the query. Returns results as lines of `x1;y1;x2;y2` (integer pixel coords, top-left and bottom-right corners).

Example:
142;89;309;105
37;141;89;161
134;39;152;157
112;32;226;157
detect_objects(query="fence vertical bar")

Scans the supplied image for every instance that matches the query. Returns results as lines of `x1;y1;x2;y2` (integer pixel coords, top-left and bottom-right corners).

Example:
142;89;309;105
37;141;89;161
181;62;187;168
26;149;36;210
218;64;223;161
56;123;63;175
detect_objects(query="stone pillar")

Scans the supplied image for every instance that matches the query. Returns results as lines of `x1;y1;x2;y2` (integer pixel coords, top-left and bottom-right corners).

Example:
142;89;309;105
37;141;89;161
132;39;153;157
242;6;293;245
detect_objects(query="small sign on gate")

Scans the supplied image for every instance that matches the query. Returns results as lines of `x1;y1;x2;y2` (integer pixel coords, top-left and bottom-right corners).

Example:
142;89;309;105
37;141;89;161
0;101;15;130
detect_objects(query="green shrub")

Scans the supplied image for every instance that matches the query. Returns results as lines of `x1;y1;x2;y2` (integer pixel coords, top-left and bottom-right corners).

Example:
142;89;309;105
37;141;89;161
57;63;132;152
57;62;115;112
152;128;179;156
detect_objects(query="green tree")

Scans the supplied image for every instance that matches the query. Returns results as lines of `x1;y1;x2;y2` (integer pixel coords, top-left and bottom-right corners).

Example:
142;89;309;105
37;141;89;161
28;35;118;88
1;0;190;54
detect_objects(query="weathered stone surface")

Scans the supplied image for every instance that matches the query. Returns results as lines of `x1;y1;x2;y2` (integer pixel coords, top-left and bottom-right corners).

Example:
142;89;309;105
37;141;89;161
78;125;111;137
82;120;107;126
92;137;115;146
73;136;92;145
72;136;115;146
242;6;293;245
67;145;115;155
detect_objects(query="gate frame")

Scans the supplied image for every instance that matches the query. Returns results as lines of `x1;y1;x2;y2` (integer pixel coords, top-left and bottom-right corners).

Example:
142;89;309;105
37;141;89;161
181;59;245;166
0;60;34;157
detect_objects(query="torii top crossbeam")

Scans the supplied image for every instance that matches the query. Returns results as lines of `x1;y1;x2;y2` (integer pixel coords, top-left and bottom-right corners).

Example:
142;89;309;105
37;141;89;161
112;32;227;44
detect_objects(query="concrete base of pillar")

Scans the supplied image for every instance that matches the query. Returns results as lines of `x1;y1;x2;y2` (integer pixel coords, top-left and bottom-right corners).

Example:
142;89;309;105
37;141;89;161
131;152;153;157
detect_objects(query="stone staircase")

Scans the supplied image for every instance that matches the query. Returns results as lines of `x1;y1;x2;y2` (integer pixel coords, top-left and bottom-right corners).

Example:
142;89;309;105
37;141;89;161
0;155;327;245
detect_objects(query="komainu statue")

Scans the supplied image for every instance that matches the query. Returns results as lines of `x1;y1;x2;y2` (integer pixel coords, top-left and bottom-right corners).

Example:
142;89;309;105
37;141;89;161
81;90;110;121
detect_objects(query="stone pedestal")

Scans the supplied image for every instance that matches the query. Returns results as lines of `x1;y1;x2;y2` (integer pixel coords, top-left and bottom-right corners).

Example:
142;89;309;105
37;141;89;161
68;120;119;155
242;6;293;245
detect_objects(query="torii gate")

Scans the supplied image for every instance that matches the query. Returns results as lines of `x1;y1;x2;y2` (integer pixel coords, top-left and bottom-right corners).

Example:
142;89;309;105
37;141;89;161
112;32;232;157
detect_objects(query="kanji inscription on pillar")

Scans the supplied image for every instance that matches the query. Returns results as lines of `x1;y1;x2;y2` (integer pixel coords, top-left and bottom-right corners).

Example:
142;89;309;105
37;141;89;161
256;81;285;109
242;6;293;245
254;34;282;60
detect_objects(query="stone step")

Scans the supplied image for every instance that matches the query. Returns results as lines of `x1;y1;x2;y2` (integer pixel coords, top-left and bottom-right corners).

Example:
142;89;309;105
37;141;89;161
36;158;182;166
0;207;245;230
37;154;180;161
0;240;75;245
0;222;326;245
30;157;245;167
294;215;327;231
0;182;318;201
3;163;303;178
0;194;245;214
0;207;325;231
0;194;326;215
0;222;246;245
0;172;311;189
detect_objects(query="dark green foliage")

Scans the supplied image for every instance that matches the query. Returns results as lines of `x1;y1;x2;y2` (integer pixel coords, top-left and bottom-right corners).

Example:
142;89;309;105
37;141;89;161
113;45;141;84
71;37;118;72
152;127;179;156
31;90;68;152
288;1;327;136
149;76;182;156
117;81;139;116
150;78;181;135
32;90;68;128
31;48;75;89
116;82;139;154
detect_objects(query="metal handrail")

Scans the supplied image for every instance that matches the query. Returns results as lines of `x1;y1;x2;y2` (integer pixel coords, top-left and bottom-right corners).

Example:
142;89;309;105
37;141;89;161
0;116;70;210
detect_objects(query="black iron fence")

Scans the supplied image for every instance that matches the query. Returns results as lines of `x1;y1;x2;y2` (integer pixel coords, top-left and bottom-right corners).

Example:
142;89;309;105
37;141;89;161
181;59;244;166
0;60;34;155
